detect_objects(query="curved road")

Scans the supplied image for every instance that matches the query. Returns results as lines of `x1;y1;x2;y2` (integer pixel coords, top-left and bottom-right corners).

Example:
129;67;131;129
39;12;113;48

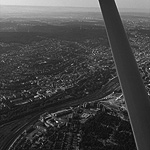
1;76;119;150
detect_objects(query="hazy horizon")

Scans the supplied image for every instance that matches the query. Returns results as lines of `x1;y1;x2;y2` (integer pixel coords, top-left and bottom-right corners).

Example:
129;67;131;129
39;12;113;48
0;4;150;13
0;0;150;11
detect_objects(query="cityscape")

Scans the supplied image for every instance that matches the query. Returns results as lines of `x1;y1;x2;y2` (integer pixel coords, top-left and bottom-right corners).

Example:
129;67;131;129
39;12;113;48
0;4;150;150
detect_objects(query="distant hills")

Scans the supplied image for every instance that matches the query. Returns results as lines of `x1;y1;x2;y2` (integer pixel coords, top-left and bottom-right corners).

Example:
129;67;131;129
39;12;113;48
0;5;149;19
1;4;150;13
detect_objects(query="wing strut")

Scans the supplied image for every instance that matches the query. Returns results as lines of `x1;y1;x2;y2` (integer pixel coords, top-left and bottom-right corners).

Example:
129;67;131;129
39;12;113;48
98;0;150;150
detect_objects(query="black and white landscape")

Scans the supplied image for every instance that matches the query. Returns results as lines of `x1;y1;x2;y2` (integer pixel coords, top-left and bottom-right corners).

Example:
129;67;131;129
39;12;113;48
0;4;150;150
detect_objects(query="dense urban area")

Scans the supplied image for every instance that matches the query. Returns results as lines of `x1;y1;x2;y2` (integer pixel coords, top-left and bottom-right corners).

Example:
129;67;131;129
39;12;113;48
0;5;150;150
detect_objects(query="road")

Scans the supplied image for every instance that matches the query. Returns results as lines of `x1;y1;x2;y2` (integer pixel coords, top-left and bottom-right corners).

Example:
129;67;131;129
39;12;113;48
1;76;119;150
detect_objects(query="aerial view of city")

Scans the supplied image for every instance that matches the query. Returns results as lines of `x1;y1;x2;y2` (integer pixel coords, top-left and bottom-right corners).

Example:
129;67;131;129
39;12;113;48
0;0;150;150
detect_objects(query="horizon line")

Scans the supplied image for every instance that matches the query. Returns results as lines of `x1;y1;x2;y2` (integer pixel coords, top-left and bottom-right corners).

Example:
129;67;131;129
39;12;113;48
1;4;150;13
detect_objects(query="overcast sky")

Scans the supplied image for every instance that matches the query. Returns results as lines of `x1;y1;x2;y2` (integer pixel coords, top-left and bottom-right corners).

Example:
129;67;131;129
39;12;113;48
0;0;150;10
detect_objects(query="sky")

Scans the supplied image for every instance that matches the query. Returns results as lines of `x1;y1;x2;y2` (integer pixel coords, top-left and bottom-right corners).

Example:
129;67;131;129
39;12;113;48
0;0;150;10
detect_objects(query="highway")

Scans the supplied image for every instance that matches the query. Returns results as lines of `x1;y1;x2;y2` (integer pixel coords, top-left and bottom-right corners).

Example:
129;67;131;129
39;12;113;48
1;76;119;150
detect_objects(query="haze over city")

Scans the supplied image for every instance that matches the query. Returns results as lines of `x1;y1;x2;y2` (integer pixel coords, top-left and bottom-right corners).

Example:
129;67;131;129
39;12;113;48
0;0;150;150
0;0;150;10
